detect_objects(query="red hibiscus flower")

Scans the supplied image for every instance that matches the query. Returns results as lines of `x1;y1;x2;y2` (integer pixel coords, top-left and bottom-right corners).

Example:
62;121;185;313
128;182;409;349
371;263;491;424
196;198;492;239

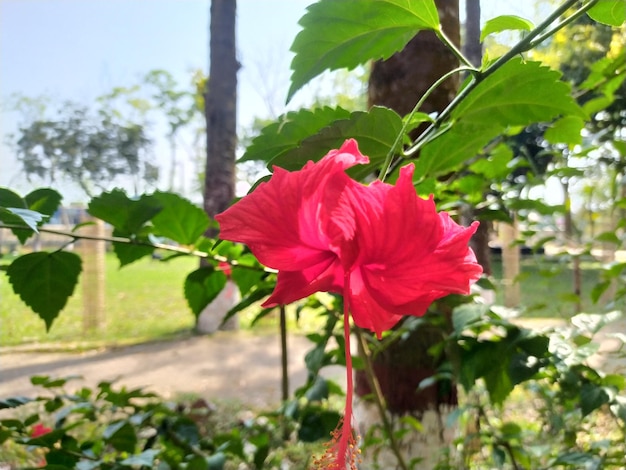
30;423;52;438
30;423;52;467
216;138;482;468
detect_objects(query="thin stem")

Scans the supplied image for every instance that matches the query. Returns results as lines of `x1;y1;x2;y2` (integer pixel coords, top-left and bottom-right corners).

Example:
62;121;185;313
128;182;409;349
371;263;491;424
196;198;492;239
355;327;409;470
437;28;474;68
379;65;475;181
279;306;289;402
528;0;600;49
279;305;290;441
0;223;272;273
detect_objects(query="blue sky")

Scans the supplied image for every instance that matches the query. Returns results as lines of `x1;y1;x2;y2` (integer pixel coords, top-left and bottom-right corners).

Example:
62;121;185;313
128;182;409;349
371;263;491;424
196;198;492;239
0;0;534;200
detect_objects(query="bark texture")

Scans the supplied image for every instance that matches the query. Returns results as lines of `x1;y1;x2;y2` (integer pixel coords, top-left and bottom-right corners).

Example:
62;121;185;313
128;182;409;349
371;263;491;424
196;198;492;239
203;0;238;225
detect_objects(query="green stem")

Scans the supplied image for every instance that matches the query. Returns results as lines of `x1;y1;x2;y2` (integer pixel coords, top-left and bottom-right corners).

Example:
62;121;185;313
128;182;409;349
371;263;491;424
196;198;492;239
379;66;475;181
355;327;409;470
437;28;474;68
528;0;600;49
0;223;272;273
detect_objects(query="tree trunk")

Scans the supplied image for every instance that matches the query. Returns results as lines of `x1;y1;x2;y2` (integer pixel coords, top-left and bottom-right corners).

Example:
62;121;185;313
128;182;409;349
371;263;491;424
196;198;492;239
462;0;493;277
355;1;484;467
463;0;482;67
199;0;239;333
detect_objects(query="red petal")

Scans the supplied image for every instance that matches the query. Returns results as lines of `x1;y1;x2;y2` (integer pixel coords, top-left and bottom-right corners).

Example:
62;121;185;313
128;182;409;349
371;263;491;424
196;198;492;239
348;164;483;329
216;139;370;306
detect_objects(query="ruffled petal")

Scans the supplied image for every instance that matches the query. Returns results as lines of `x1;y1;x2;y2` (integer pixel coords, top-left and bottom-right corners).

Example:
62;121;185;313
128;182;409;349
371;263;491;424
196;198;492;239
348;164;482;327
347;267;404;337
216;138;370;306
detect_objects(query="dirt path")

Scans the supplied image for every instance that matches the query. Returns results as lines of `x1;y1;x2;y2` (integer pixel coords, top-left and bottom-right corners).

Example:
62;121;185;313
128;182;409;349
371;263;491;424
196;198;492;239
0;331;345;408
1;319;624;409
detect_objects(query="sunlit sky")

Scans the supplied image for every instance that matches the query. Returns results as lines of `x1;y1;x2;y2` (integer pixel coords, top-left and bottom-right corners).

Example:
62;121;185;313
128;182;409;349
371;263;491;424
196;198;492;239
0;0;539;201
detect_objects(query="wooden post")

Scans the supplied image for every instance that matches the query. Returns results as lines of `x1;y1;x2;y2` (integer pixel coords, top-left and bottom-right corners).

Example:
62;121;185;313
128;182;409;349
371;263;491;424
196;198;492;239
501;218;521;308
79;217;106;334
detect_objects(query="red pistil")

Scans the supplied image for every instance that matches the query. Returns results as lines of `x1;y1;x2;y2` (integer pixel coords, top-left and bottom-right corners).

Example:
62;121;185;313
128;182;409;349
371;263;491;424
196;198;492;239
313;273;361;469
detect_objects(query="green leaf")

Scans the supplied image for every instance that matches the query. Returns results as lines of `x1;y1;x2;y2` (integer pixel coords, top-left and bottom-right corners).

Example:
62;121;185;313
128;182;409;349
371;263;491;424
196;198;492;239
207;452;226;470
6;252;82;330
88;189;162;235
554;452;598;465
305;376;330;402
24;188;62;220
469;143;513;179
230;256;264;296
0;188;62;243
0;187;26;208
587;0;626;26
0;208;45;244
544;116;585;146
240;106;351;164
287;0;440;101
270;106;404;179
580;383;610;416
480;15;534;42
415;122;497;178
111;228;154;267
103;420;137;453
419;59;585;178
0;397;33;409
120;449;160;466
297;408;341;442
184;267;228;317
454;59;585;127
151;191;209;245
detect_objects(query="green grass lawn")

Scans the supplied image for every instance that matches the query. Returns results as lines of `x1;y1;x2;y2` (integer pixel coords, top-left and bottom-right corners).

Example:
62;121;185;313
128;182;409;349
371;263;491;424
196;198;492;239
1;253;199;347
491;254;612;318
0;250;618;348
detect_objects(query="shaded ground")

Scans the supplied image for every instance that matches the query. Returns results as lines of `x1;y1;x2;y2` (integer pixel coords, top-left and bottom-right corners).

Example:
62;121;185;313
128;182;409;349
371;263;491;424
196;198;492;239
0;331;345;408
1;319;625;408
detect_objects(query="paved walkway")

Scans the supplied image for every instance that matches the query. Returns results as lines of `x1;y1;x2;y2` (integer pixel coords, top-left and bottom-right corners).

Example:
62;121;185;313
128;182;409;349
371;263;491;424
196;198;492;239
0;332;344;408
1;319;624;409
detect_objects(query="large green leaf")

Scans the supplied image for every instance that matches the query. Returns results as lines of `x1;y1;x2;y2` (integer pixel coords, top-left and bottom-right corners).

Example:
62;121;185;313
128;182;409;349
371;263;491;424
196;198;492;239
480;15;534;42
240;107;351;164
417;59;585;178
587;0;626;26
184;266;228;318
151;191;209;245
452;59;585;127
6;251;82;330
87;189;162;235
270;106;403;178
287;0;440;102
415;121;498;178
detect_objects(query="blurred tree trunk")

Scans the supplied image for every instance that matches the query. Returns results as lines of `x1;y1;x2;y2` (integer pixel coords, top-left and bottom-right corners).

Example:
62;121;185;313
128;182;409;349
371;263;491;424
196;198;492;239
199;0;239;333
462;0;493;277
203;0;237;221
355;1;487;467
464;0;482;67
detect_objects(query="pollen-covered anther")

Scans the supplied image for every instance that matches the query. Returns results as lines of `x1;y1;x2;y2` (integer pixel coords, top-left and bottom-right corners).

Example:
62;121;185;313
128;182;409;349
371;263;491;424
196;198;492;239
312;418;361;469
